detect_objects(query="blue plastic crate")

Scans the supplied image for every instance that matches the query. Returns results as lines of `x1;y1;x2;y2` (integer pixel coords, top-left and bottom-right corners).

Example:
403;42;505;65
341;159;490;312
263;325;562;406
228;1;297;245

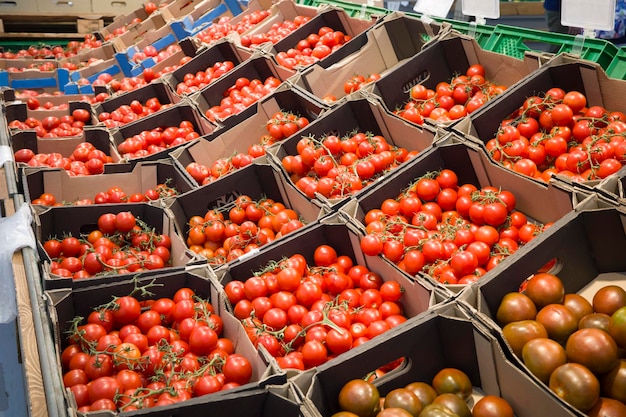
170;0;244;40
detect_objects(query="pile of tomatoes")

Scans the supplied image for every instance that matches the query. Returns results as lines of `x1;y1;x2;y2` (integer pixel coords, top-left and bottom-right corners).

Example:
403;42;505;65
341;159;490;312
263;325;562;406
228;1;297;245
498;273;626;415
185;110;310;185
174;60;236;95
61;286;253;412
274;26;351;70
239;15;312;48
43;211;172;279
19;91;109;108
203;76;282;122
98;97;173;128
281;131;416;200
8;108;92;138
395;64;506;125
117;121;201;159
186;194;304;265
343;73;381;95
31;183;178;206
14;142;113;176
0;34;102;59
359;169;550;285
225;244;408;370
486;88;626;182
5;61;57;72
335;368;515;417
195;11;272;45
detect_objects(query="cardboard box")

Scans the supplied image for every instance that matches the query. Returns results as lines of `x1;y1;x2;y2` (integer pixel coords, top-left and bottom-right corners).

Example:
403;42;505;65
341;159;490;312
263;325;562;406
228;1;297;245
170;82;327;184
596;167;626;205
227;0;273;27
98;5;151;41
35;202;199;289
22;159;195;206
454;55;626;191
216;213;443;352
111;100;217;163
9;127;119;167
167;0;244;39
115;23;179;77
58;43;123;84
290;11;443;103
5;97;97;126
231;0;319;46
159;0;223;21
110;12;168;53
460;203;626;416
44;267;286;415
342;136;583;293
169;161;325;264
188;54;296;124
162;39;251;97
370;30;540;127
268;6;376;69
266;94;441;211
92;79;181;125
293;301;579;417
0;60;69;91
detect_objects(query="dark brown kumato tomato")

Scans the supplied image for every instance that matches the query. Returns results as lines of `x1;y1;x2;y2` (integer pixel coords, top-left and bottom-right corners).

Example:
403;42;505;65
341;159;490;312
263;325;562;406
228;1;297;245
549;363;600;412
471;395;514;417
609;306;626;349
431;369;472;401
565;328;619;375
338;379;381;417
592;286;626;316
535;304;578;343
562;293;593;322
404;382;437;409
502;320;548;358
383;388;422;417
586;397;626;417
432;393;471;417
602;360;626;404
496;292;537;326
332;412;360;417
522;337;567;384
578;312;611;332
523;273;564;309
376;408;414;417
419;403;460;417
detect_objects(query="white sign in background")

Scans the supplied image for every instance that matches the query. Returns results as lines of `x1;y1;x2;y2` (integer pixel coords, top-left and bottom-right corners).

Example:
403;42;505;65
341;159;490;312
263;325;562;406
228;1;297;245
413;0;454;18
462;0;500;20
562;0;616;31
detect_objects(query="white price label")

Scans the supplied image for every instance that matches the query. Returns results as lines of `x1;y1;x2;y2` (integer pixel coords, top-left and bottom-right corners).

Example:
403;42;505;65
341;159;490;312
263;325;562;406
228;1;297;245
562;0;616;31
462;0;500;20
413;0;454;18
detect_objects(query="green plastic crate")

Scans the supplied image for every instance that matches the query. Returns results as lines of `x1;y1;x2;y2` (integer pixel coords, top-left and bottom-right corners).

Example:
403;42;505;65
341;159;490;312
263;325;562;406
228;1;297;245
606;46;626;79
436;17;495;48
296;0;390;19
404;13;494;47
484;24;619;70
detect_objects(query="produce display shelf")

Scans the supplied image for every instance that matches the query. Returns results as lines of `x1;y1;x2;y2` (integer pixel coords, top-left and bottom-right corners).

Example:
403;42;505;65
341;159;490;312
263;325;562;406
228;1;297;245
3;0;626;416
